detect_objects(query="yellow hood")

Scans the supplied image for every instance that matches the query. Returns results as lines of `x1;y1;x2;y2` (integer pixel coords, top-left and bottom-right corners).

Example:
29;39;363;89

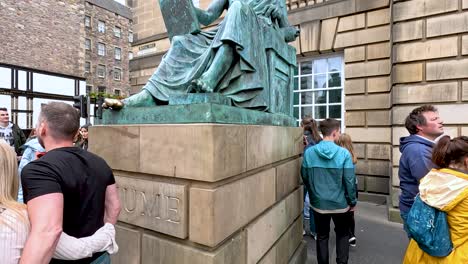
419;169;468;212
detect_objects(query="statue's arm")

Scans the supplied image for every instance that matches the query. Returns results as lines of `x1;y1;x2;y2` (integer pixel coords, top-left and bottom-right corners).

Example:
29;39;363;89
274;2;299;42
195;0;228;26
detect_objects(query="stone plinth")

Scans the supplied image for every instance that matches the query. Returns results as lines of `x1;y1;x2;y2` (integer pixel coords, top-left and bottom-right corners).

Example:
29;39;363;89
89;123;306;264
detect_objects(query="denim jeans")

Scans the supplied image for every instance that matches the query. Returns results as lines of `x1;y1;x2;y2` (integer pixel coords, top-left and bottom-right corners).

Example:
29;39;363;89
313;211;352;264
90;253;111;264
304;190;316;234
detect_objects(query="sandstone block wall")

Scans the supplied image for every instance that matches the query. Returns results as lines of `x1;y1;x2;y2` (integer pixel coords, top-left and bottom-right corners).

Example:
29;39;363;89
0;0;84;78
129;0;394;204
128;0;468;222
89;124;306;264
390;0;468;222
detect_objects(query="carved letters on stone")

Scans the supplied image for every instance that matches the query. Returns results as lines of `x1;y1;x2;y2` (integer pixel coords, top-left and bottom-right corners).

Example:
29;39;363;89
115;175;187;239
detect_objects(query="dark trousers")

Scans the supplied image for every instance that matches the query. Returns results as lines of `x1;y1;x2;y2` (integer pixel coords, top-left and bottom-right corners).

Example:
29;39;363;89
313;210;352;264
349;211;355;238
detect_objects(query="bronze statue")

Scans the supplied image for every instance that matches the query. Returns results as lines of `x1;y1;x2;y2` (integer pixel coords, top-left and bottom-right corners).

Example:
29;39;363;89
105;0;299;111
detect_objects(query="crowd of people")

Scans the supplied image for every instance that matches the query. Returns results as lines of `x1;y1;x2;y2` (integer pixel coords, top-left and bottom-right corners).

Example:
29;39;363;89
0;103;120;264
301;104;468;264
0;102;467;264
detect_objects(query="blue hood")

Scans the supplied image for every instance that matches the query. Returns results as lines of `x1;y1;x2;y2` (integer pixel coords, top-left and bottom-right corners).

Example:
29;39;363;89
23;137;45;152
313;140;339;160
400;134;434;153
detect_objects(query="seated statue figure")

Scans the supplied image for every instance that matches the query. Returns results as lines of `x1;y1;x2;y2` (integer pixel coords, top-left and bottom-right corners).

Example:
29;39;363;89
108;0;299;110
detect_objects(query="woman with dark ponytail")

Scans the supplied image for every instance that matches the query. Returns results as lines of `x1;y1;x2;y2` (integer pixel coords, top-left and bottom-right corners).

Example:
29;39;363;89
404;136;468;263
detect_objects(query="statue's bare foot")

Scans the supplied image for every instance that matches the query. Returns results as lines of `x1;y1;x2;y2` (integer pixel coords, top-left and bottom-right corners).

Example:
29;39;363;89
103;98;124;110
192;74;215;93
103;89;156;110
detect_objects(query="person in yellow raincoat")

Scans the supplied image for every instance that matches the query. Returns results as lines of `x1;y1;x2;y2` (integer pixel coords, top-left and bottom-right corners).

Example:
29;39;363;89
403;135;468;263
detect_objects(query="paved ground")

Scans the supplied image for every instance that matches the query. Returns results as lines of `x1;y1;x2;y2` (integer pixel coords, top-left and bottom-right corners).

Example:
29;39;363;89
304;202;408;264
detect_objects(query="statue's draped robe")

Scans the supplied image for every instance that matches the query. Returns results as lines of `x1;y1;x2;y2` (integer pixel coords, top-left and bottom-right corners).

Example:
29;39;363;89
143;0;279;109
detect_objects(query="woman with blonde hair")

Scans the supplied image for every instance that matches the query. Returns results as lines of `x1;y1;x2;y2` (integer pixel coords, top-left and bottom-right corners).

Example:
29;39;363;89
335;133;358;247
0;142;118;263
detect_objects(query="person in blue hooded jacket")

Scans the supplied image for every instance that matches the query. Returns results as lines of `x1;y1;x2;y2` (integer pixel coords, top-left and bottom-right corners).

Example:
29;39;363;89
17;132;45;203
301;118;356;264
398;105;444;236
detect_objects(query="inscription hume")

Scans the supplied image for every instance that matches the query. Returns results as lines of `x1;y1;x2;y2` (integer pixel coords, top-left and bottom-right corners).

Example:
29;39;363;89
115;175;188;239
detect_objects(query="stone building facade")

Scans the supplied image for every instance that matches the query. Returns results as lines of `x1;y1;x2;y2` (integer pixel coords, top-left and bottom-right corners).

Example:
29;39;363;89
128;0;468;224
84;0;132;97
0;0;86;129
0;0;85;78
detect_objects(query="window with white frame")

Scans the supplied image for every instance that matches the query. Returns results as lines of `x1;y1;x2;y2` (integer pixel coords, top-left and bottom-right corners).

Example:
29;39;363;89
114;89;121;96
114;26;121;38
129;51;133;60
128;31;133;43
114;47;121;60
85;39;91;50
97;65;106;78
293;55;344;127
84;61;91;73
98;20;106;33
113;68;121;81
85;16;91;28
98;43;106;56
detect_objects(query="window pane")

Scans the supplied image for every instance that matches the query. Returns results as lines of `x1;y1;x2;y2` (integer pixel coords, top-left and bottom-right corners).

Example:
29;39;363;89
0;95;11;110
293;77;299;91
300;92;312;105
18;70;27;90
300;76;312;90
98;21;105;32
328;72;341;87
313;91;326;104
0;67;11;89
329;89;342;103
301;106;312;119
328;57;342;72
33;73;74;96
293;106;299;119
314;74;327;89
18;96;27;110
315;106;326;119
85;16;91;27
313;59;327;74
293;65;298;76
293;92;299;105
17;113;27;129
329;105;341;118
115;48;121;60
300;61;312;75
114;27;121;37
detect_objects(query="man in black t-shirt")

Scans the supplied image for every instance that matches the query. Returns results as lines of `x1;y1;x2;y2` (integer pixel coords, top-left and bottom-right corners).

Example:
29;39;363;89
20;102;121;264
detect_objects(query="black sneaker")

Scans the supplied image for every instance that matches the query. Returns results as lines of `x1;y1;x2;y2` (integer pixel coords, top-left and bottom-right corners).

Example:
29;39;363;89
349;236;356;247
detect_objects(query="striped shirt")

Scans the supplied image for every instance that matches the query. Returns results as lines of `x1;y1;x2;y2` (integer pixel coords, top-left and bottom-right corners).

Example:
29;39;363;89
0;207;118;263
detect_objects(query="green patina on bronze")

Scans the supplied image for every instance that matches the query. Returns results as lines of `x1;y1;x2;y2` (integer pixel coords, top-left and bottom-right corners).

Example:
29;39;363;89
110;0;299;122
168;93;232;106
98;103;296;126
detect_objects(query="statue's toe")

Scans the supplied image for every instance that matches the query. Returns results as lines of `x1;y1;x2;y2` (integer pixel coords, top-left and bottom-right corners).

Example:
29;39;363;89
103;98;124;110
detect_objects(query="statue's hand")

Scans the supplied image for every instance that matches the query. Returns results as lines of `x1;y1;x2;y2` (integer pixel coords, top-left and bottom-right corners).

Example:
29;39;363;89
282;26;300;42
103;98;124;110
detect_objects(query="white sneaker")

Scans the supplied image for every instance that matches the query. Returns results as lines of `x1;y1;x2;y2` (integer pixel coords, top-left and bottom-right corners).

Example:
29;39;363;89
303;229;306;236
349;236;356;247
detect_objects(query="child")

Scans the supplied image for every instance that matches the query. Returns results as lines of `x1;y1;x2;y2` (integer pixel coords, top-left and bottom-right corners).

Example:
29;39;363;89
336;133;358;247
